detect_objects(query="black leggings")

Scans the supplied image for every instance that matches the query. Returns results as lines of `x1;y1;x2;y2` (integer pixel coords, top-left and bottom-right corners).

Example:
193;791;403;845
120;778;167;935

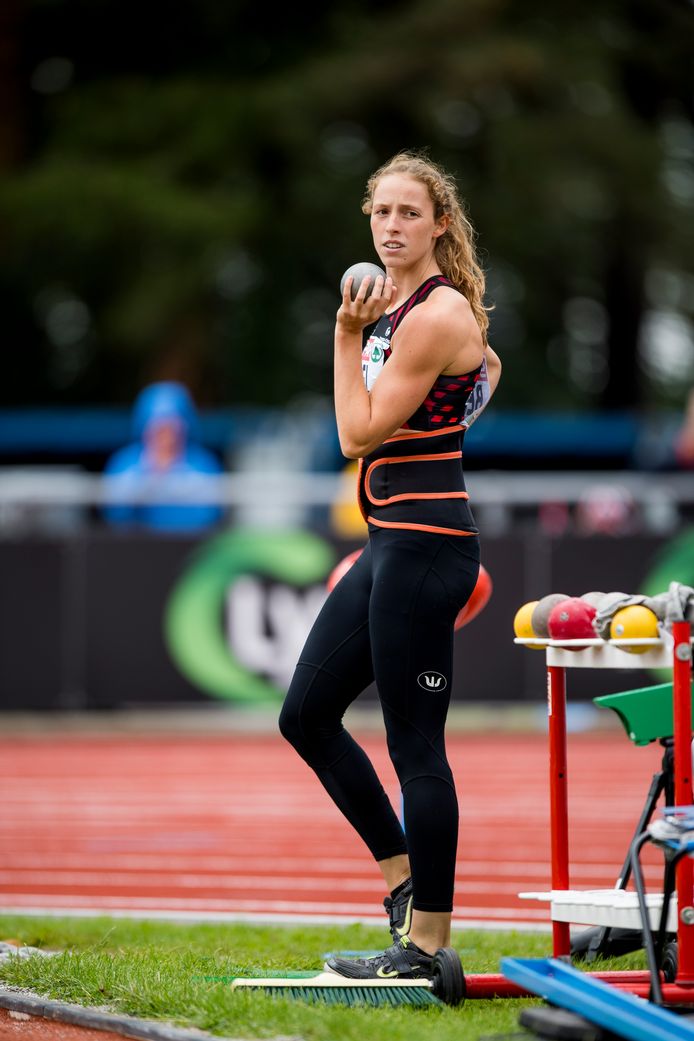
279;526;480;913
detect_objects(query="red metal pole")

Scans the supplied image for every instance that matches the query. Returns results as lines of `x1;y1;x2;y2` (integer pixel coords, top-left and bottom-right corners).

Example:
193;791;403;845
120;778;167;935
547;663;570;957
673;620;694;985
467;970;654;1000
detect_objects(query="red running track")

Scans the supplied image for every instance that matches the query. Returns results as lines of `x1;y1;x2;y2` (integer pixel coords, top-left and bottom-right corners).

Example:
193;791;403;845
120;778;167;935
0;731;666;930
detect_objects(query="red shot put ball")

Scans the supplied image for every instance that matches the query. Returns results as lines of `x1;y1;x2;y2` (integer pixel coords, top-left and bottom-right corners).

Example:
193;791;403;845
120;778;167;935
548;597;597;645
340;262;387;301
454;563;492;631
326;548;364;593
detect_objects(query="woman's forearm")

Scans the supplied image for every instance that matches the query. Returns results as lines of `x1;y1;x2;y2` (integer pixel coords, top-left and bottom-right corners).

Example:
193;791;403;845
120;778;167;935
334;324;374;458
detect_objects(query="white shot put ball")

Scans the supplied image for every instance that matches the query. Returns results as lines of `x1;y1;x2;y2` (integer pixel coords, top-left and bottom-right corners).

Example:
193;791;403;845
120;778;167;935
340;262;387;301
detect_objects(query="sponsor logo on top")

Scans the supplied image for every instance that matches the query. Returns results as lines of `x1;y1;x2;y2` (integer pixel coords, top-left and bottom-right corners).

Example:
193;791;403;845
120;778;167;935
361;334;390;391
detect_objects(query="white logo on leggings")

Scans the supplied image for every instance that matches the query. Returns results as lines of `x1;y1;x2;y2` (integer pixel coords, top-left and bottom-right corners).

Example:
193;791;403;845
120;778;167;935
417;671;447;691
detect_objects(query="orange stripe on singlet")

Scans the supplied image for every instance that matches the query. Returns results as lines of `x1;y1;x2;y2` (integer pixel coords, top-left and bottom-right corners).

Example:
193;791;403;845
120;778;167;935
383;425;464;444
366;516;477;536
364;452;469;508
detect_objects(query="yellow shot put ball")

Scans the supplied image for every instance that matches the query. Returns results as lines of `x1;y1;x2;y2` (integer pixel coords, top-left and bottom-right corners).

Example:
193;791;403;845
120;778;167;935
513;600;543;649
609;605;659;653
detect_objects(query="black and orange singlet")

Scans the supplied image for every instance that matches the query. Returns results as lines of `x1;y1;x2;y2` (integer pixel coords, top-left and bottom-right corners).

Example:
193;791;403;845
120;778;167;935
357;275;491;536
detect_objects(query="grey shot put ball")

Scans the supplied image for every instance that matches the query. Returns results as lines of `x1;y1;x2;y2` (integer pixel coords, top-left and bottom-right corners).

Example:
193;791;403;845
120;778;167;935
531;593;570;638
340;262;387;301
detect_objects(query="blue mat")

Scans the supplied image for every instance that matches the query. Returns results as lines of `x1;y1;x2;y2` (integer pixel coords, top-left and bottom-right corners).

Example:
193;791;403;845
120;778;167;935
501;957;694;1041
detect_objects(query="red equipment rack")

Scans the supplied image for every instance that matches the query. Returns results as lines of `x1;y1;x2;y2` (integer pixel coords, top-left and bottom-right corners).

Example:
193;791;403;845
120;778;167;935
461;620;693;1001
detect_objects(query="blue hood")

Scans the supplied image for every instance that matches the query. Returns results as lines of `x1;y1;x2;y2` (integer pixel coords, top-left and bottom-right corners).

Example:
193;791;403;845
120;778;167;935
131;382;198;442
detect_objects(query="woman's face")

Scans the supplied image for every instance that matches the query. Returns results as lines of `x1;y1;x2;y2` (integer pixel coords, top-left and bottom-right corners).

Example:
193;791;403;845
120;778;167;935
369;173;448;271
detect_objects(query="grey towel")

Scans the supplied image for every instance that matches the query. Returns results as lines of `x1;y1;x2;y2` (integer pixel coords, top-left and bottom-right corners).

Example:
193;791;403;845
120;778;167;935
593;582;694;640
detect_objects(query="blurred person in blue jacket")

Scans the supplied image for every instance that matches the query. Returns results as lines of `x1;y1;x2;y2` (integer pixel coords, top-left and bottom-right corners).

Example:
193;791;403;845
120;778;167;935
103;382;224;532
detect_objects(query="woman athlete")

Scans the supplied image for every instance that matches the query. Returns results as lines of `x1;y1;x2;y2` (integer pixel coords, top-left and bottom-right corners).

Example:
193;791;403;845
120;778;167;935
279;150;501;980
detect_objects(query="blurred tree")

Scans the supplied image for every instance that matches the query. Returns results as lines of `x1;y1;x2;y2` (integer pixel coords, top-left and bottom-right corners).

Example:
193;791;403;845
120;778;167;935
0;0;692;411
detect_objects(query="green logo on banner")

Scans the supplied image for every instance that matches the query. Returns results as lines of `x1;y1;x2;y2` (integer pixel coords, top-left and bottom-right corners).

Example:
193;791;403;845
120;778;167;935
164;528;335;703
641;528;694;597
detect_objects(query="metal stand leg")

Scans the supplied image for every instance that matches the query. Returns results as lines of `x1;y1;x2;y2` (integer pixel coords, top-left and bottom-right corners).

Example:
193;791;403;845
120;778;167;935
577;740;675;963
630;830;666;1004
656;855;679;969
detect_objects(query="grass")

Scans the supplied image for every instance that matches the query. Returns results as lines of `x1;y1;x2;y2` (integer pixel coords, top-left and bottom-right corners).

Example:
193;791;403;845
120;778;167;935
0;915;648;1040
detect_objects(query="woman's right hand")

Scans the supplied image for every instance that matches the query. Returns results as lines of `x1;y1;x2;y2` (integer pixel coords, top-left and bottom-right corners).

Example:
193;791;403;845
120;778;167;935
336;274;397;334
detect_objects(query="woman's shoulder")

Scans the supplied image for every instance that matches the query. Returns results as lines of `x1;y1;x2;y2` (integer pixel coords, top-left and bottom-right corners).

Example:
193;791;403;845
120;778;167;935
415;280;478;336
414;282;486;374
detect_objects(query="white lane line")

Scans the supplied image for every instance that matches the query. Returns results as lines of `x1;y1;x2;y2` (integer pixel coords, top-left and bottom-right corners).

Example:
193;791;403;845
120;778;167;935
0;854;654;880
0;899;553;924
0;906;552;932
0;845;640;870
0;894;551;917
0;872;660;893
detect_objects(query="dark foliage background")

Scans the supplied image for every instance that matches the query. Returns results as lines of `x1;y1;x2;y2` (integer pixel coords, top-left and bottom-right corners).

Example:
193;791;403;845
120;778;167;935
2;0;693;414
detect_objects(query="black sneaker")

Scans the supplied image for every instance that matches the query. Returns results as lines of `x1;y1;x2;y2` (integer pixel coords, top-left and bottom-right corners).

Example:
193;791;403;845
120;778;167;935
324;935;433;980
384;877;413;941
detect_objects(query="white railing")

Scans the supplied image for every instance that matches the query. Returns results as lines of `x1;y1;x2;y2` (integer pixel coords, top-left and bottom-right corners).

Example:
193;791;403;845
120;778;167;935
0;468;691;536
0;469;692;506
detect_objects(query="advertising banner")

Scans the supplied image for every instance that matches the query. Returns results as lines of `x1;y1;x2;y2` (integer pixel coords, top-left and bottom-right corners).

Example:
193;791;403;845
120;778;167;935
0;526;692;710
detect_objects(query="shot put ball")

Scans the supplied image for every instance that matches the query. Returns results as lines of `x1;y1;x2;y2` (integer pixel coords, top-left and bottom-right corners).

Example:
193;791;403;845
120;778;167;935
531;593;571;638
340;262;387;301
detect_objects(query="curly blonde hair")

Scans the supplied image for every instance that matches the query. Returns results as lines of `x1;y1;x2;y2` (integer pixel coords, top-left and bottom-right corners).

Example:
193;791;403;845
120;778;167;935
362;150;491;344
